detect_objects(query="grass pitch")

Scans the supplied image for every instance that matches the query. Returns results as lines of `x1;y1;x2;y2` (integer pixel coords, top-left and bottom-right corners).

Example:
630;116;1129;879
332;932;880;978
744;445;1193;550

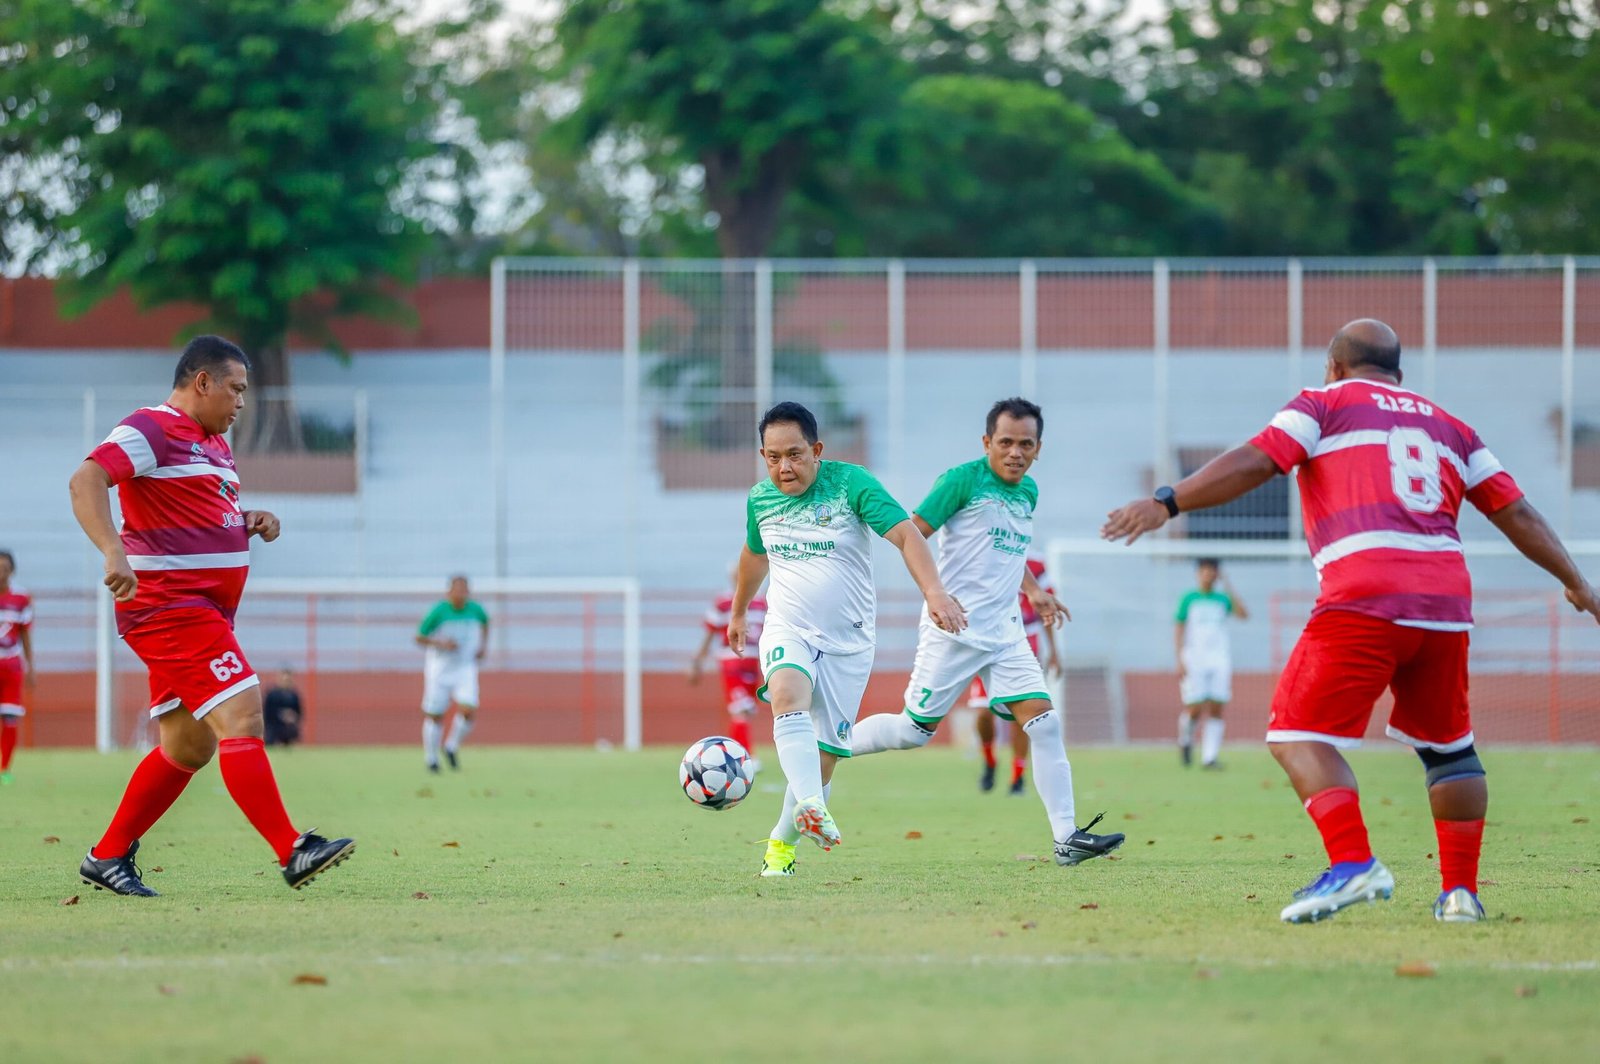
1;744;1597;1063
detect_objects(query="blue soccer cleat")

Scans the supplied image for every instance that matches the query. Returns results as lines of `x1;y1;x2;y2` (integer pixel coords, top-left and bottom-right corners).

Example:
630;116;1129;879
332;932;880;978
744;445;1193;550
1279;859;1395;924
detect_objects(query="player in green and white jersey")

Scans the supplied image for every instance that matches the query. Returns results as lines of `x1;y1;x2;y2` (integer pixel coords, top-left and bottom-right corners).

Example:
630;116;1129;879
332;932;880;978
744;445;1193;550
415;575;489;773
850;398;1126;867
729;402;966;877
1175;558;1249;769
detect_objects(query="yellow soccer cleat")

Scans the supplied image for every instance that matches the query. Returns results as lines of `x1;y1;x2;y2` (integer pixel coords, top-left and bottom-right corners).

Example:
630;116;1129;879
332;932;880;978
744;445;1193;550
759;838;797;878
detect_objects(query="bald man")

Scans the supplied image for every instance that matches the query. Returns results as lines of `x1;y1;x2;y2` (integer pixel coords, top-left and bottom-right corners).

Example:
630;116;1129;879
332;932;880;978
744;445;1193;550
1103;319;1600;925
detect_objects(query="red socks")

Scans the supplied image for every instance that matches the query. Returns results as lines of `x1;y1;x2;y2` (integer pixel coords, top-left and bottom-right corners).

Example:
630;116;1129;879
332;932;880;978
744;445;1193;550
1304;786;1373;866
728;716;752;754
92;746;196;860
0;720;17;771
981;742;996;770
218;736;300;864
1435;818;1484;893
1011;758;1026;785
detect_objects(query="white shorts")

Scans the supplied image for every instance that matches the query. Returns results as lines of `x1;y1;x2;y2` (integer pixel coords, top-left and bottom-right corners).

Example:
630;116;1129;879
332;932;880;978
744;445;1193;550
757;619;874;758
1181;661;1232;706
422;665;480;716
904;623;1049;725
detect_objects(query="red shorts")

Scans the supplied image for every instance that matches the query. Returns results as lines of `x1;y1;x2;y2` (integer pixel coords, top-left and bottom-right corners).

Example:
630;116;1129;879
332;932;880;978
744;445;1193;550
1268;610;1472;752
721;658;760;717
123;607;260;720
0;657;23;716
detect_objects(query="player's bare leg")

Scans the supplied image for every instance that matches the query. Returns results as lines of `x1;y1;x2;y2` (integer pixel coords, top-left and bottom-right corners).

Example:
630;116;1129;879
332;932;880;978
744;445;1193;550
1271;740;1393;923
1007;698;1124;865
975;709;998;791
444;704;475;770
1420;748;1489;921
206;687;354;889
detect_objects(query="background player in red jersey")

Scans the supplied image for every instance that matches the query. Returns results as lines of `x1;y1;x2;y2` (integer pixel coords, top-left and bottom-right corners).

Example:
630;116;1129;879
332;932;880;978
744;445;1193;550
67;336;354;896
1104;319;1600;924
969;556;1062;794
0;550;35;784
688;576;767;767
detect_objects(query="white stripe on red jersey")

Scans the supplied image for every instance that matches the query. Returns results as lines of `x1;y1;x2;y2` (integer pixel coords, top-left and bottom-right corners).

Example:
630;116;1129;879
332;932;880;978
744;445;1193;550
0;589;32;659
1251;378;1522;628
89;405;251;635
706;593;766;661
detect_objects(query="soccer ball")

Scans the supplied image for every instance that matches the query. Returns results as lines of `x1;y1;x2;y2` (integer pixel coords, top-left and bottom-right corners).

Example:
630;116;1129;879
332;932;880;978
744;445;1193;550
679;736;756;810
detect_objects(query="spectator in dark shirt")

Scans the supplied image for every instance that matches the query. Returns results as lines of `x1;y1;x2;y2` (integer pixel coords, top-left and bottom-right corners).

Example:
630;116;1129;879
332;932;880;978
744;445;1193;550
263;669;303;747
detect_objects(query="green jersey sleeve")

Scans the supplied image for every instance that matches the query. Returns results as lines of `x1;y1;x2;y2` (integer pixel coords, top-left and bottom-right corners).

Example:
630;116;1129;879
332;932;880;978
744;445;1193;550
418;602;449;636
846;465;911;536
466;601;490;625
745;493;768;554
1174;591;1197;623
913;462;978;532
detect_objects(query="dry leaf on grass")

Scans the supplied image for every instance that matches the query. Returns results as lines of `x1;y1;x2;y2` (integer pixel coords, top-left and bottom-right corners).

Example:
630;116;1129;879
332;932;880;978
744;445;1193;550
59;895;79;906
1573;817;1590;824
441;841;460;848
990;930;1007;938
392;849;400;857
1195;968;1219;980
150;866;164;873
412;891;431;900
43;836;61;844
1020;921;1038;930
1079;902;1099;910
1515;986;1538;998
904;831;923;840
292;973;328;986
1395;961;1436;978
158;985;178;996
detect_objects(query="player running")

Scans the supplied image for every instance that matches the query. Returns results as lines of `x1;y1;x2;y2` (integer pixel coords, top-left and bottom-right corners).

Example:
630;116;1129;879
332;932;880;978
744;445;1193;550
415;575;489;772
851;399;1126;868
731;401;966;878
970;555;1062;794
68;336;355;896
1104;319;1600;924
0;550;34;784
1174;557;1248;769
688;575;767;768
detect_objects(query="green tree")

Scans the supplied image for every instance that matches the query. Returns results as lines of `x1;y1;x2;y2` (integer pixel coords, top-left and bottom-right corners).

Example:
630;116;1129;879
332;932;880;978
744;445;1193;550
1383;1;1600;253
0;0;447;449
782;74;1217;257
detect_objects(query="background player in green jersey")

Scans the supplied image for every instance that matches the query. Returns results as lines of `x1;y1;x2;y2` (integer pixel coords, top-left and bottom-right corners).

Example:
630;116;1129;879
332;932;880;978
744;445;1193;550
850;399;1126;867
415;575;489;773
729;402;966;877
1175;558;1249;769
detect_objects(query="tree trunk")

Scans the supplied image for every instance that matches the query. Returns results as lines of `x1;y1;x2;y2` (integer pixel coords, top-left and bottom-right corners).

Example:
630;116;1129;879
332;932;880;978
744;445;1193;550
234;339;304;454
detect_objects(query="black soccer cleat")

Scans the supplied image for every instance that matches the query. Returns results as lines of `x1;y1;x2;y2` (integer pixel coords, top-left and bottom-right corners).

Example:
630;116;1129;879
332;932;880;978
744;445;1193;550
1053;813;1126;867
979;763;996;792
427;761;441;774
80;838;159;897
1180;741;1193;767
1009;776;1026;796
283;829;356;890
444;748;459;771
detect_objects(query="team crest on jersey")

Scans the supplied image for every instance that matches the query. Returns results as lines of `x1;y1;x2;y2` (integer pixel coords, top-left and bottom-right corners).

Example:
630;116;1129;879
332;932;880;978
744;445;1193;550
813;504;834;527
836;721;850;743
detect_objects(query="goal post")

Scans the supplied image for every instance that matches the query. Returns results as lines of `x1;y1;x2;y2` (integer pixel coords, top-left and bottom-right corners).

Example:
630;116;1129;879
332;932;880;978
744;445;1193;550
1045;537;1600;747
95;577;643;753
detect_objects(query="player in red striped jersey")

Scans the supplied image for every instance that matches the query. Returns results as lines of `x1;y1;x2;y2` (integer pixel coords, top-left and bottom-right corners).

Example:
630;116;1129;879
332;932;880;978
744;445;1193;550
0;550;34;783
688;583;768;766
1104;319;1600;924
68;336;354;896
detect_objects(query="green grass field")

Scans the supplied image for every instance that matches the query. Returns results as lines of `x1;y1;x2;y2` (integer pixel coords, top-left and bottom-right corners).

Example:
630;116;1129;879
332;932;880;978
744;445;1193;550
1;744;1597;1063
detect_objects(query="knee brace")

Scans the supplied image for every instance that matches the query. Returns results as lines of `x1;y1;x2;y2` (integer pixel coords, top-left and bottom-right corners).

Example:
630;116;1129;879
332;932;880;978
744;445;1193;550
1417;743;1485;788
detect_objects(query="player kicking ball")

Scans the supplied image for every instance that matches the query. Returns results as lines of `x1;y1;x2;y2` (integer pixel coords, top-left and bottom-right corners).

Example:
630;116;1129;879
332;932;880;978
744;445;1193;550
68;336;355;896
1104;319;1600;924
851;399;1125;867
730;402;966;878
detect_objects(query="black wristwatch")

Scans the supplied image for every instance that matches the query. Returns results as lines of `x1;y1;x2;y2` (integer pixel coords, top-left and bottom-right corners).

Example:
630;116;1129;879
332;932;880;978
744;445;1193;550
1153;485;1180;517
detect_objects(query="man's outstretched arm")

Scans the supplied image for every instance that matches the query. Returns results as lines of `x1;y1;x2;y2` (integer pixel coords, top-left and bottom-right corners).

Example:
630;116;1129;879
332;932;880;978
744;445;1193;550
1487;499;1600;623
1102;444;1279;544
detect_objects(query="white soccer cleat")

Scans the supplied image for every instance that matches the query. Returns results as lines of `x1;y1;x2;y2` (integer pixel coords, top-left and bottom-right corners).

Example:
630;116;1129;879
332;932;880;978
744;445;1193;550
792;795;841;851
1279;859;1395;924
1433;886;1486;923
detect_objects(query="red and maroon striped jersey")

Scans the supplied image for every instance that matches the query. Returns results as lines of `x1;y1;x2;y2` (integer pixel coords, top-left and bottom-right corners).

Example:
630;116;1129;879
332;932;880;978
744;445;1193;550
706;593;766;660
1019;556;1053;635
0;589;31;659
89;404;250;635
1250;378;1523;629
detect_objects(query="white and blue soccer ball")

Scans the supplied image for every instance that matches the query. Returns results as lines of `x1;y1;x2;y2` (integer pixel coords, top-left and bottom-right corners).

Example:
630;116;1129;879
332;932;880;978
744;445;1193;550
679;736;756;810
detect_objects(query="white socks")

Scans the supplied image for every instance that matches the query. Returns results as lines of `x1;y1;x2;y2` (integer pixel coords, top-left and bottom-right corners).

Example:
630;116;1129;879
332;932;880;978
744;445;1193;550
422;716;443;766
1021;710;1077;841
1201;717;1225;765
1178;711;1196;747
851;711;935;756
772;711;824;800
445;714;475;753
